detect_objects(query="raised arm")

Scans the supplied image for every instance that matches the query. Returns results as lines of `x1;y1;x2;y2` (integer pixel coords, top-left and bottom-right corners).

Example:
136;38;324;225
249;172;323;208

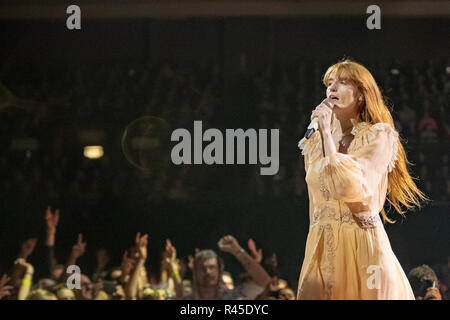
18;238;38;261
93;248;110;282
162;239;184;299
125;232;148;300
59;234;86;283
247;238;263;264
45;206;59;247
44;206;59;277
9;238;37;294
120;250;135;288
316;123;398;206
217;235;271;288
15;259;34;300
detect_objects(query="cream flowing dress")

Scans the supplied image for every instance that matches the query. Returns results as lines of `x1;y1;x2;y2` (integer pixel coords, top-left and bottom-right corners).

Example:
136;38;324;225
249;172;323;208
296;117;415;300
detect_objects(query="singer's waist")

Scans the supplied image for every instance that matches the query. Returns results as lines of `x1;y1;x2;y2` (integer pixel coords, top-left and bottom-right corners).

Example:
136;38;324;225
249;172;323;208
311;202;382;229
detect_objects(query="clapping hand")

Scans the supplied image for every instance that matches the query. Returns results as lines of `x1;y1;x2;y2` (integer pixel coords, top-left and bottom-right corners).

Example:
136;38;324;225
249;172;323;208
163;239;179;273
135;232;148;262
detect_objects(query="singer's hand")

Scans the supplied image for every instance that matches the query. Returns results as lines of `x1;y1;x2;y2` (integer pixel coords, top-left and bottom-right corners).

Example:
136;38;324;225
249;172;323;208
311;98;334;134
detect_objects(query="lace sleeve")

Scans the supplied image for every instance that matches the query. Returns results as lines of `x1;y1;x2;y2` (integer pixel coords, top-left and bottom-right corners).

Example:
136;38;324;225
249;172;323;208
315;122;399;204
298;131;322;172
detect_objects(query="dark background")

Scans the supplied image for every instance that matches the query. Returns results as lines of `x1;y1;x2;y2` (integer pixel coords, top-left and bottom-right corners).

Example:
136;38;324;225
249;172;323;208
0;2;449;288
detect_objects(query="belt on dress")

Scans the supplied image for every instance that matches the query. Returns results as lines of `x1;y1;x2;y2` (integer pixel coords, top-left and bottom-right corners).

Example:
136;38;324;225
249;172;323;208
311;201;383;229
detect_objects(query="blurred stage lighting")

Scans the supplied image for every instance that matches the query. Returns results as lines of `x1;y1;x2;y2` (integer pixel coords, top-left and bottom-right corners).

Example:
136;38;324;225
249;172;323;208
391;68;400;75
121;116;170;175
84;145;104;159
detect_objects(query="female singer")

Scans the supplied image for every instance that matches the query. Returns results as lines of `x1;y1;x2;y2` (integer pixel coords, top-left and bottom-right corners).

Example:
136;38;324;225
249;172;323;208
297;59;427;299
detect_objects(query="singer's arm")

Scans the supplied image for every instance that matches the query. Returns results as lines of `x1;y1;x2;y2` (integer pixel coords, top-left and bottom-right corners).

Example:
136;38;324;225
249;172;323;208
320;130;337;157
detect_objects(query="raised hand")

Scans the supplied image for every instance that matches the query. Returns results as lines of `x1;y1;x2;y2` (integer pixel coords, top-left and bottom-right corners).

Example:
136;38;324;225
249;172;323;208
187;248;199;270
70;234;86;261
0;274;13;300
20;238;38;260
164;239;176;262
121;250;135;276
187;255;195;270
96;248;109;272
264;252;278;269
219;235;271;288
135;232;148;262
311;97;335;133
45;206;59;233
247;238;263;264
217;235;243;256
163;239;180;273
14;258;34;275
424;287;442;300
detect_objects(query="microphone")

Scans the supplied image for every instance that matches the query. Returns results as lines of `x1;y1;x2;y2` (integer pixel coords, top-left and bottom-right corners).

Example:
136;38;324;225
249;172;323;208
304;118;319;139
298;99;334;150
303;98;336;139
297;118;318;150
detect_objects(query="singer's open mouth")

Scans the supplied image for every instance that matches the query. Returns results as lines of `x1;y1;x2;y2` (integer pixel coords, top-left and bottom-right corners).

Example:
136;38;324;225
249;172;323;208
330;95;339;100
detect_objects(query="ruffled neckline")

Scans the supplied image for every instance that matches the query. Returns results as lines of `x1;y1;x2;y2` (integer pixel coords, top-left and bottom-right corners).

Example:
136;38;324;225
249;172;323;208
299;118;373;156
299;118;369;146
299;118;399;172
350;118;371;136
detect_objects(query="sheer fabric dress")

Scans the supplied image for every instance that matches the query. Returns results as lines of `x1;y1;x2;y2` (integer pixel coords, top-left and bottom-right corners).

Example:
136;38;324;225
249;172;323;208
296;118;415;300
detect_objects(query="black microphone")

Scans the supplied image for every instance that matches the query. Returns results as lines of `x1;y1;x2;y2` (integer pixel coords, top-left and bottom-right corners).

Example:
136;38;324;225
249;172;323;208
304;117;319;139
304;98;336;139
299;99;335;147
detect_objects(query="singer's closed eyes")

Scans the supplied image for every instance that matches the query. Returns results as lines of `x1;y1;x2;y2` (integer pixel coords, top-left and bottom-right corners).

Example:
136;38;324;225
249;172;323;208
296;59;428;300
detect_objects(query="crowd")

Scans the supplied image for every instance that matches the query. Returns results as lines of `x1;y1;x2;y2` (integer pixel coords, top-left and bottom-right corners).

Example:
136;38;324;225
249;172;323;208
0;58;449;203
0;207;448;300
0;58;449;300
0;207;296;300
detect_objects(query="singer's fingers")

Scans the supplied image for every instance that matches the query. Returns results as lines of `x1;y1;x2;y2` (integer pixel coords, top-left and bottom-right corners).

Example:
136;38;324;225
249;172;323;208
324;101;333;109
311;111;322;121
325;97;338;109
313;102;333;115
311;108;328;120
320;98;334;109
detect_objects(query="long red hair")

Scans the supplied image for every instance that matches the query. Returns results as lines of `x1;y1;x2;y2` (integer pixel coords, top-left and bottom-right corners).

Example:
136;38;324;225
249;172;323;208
323;59;429;223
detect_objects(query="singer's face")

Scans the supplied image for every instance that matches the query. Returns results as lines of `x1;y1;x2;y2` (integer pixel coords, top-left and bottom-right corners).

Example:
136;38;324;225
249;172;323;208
326;73;361;111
